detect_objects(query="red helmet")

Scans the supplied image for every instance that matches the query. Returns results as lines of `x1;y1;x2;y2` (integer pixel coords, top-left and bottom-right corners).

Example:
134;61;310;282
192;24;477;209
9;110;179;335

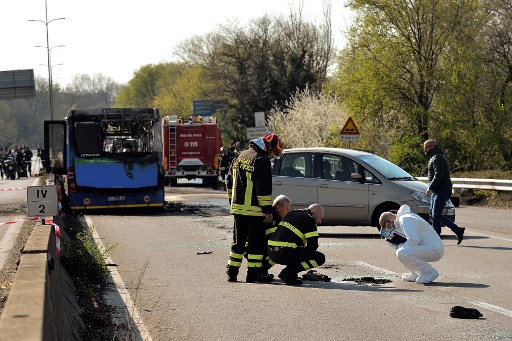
262;133;283;156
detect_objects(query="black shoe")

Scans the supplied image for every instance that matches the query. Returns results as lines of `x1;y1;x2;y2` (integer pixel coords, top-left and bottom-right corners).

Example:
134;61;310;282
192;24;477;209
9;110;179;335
246;272;274;283
450;306;482;319
226;266;238;282
278;268;303;286
455;227;465;245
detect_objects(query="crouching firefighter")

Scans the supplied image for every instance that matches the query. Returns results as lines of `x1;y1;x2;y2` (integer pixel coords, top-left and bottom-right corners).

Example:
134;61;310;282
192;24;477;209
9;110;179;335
268;204;326;286
226;134;284;283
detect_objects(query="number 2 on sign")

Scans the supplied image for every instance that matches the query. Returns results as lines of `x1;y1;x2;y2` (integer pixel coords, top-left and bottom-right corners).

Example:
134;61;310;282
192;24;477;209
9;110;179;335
39;205;46;214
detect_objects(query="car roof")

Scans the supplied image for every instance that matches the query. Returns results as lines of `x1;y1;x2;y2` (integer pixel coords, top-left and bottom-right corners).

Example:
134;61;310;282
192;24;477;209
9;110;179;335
282;147;375;157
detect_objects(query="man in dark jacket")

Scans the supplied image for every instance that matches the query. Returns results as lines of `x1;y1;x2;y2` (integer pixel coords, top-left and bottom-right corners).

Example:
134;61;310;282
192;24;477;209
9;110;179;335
23;146;33;176
226;133;284;283
423;139;465;243
268;203;325;285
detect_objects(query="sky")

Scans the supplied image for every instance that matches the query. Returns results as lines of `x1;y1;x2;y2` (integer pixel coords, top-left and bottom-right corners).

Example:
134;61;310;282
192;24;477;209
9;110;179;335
1;0;354;88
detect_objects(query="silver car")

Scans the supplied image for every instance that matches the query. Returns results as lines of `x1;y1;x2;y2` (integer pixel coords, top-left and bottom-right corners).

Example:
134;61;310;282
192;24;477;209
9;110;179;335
271;147;455;228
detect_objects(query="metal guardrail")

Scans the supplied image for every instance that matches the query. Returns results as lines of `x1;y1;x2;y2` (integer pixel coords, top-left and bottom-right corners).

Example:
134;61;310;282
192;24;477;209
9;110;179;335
417;177;512;192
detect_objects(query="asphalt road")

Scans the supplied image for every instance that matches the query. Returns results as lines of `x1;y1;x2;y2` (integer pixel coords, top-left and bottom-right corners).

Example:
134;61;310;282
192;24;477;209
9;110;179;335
87;183;512;341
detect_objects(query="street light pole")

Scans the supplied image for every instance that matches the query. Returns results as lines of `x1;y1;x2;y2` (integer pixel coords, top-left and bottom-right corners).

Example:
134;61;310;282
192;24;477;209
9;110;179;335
28;0;65;120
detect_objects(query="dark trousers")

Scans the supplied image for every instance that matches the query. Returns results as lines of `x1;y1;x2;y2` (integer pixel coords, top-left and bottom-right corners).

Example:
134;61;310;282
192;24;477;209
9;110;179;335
269;247;325;274
227;214;267;273
430;188;461;235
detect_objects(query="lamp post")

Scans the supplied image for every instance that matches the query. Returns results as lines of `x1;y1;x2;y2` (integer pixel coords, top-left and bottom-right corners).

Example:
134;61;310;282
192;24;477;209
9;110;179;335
28;0;65;120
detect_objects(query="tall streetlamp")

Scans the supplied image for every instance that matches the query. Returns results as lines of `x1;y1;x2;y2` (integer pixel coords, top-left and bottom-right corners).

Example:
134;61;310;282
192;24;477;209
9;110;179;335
28;0;65;120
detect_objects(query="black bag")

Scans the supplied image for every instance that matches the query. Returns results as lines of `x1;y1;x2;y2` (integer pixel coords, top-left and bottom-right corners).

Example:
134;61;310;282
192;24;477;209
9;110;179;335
386;230;407;245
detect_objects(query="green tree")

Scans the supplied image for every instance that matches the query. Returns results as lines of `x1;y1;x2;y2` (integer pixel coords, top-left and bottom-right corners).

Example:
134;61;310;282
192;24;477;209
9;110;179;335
175;5;334;143
331;0;481;158
115;64;168;107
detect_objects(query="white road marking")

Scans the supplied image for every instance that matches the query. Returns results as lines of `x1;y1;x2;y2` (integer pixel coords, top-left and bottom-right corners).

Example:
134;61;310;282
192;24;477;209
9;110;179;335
470;301;512;318
0;218;22;272
352;261;512;319
351;261;399;275
463;230;512;243
87;216;153;341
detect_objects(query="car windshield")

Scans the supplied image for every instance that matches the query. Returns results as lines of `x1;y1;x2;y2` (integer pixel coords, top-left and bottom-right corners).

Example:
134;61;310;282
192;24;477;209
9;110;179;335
358;154;415;180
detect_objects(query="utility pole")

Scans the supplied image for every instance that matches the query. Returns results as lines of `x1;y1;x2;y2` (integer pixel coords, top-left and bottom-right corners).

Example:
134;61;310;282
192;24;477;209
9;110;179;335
28;0;65;120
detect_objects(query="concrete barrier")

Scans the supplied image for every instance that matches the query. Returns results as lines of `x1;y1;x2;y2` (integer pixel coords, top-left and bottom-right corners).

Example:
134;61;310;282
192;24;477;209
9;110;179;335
0;221;83;340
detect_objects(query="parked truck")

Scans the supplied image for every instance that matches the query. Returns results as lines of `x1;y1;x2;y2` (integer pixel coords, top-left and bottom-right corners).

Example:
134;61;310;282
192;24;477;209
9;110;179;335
162;115;222;187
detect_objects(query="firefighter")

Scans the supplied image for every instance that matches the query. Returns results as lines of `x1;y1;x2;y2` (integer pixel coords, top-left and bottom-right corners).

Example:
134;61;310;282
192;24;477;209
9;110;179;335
226;133;284;283
268;203;326;286
218;147;229;184
263;194;292;275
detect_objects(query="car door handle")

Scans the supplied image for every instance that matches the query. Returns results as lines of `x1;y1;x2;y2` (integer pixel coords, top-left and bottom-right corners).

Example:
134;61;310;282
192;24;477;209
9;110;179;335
274;181;282;186
319;184;329;188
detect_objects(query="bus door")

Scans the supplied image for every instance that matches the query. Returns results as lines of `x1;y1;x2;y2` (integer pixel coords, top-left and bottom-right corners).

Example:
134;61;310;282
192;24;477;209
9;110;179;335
44;121;67;175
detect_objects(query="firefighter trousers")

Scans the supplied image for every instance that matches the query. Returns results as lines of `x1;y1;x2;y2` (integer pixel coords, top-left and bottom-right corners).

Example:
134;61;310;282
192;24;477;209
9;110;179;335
227;214;267;274
268;246;325;274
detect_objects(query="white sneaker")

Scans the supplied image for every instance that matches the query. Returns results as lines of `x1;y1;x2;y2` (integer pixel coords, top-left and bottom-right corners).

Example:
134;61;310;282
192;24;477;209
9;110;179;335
401;273;418;282
416;270;439;284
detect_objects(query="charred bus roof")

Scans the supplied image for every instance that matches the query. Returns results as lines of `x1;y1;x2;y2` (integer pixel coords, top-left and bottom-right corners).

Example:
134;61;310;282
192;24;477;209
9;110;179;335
67;108;160;122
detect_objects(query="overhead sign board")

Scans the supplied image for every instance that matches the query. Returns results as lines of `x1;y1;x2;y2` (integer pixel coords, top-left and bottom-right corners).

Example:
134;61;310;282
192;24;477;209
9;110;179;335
193;100;228;117
246;126;271;140
0;69;35;100
27;185;58;217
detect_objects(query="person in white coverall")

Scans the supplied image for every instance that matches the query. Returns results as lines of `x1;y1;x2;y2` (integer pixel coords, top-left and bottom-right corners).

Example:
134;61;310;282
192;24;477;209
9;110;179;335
379;205;444;284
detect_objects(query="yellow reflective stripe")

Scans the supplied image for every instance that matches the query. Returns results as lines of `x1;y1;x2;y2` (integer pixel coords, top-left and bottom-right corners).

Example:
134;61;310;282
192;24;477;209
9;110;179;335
245;172;253;206
301;262;310;270
257;195;272;207
266;257;276;266
268;240;297;248
266;227;277;235
304;231;319;238
280;221;307;244
247;254;264;260
228;260;242;267
311;260;319;268
231;203;263;216
231;203;262;213
247;262;262;268
229;252;244;259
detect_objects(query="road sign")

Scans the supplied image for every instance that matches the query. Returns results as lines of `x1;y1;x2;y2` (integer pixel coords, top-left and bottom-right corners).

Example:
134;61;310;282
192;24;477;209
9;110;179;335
340;116;360;135
27;185;58;217
246;126;271;140
340;116;360;142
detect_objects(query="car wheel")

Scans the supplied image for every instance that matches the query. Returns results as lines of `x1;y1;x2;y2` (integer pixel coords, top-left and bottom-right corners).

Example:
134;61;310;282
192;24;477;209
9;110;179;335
372;204;399;230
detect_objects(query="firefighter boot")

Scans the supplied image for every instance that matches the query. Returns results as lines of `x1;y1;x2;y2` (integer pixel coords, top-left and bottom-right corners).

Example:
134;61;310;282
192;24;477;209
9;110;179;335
246;268;273;283
226;266;239;282
278;267;303;286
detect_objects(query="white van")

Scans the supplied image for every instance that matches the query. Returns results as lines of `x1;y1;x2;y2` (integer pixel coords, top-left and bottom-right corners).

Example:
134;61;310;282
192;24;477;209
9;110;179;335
272;147;455;229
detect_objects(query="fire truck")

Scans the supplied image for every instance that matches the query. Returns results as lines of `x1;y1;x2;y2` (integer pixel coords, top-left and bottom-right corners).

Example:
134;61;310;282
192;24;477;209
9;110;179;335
162;115;222;187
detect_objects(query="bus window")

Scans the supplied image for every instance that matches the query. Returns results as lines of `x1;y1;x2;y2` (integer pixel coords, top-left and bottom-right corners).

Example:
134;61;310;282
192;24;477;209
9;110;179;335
74;122;103;157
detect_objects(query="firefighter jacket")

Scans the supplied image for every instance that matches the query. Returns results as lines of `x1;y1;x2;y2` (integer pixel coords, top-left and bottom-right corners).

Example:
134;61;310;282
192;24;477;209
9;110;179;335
228;143;273;216
268;209;320;250
219;152;229;171
265;206;282;238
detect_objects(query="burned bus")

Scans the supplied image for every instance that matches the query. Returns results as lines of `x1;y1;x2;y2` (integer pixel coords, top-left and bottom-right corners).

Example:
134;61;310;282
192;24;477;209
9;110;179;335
44;108;165;210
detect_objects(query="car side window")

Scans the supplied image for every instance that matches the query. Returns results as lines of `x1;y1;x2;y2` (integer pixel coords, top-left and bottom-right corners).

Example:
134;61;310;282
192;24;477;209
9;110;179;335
334;156;356;181
363;168;381;184
321;154;339;180
279;153;314;178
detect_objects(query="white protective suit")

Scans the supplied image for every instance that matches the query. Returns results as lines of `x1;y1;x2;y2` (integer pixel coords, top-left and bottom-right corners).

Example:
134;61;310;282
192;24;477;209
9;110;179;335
390;205;444;284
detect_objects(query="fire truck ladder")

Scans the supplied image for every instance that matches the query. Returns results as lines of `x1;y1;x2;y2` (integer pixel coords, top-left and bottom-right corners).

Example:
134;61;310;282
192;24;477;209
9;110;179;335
168;124;177;169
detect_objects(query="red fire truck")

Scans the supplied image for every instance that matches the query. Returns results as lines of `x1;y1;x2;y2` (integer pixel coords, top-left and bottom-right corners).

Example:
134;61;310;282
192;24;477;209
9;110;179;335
162;115;222;187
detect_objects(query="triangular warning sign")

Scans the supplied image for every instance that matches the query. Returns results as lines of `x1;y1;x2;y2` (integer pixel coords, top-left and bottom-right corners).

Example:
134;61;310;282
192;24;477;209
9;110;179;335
340;116;360;135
